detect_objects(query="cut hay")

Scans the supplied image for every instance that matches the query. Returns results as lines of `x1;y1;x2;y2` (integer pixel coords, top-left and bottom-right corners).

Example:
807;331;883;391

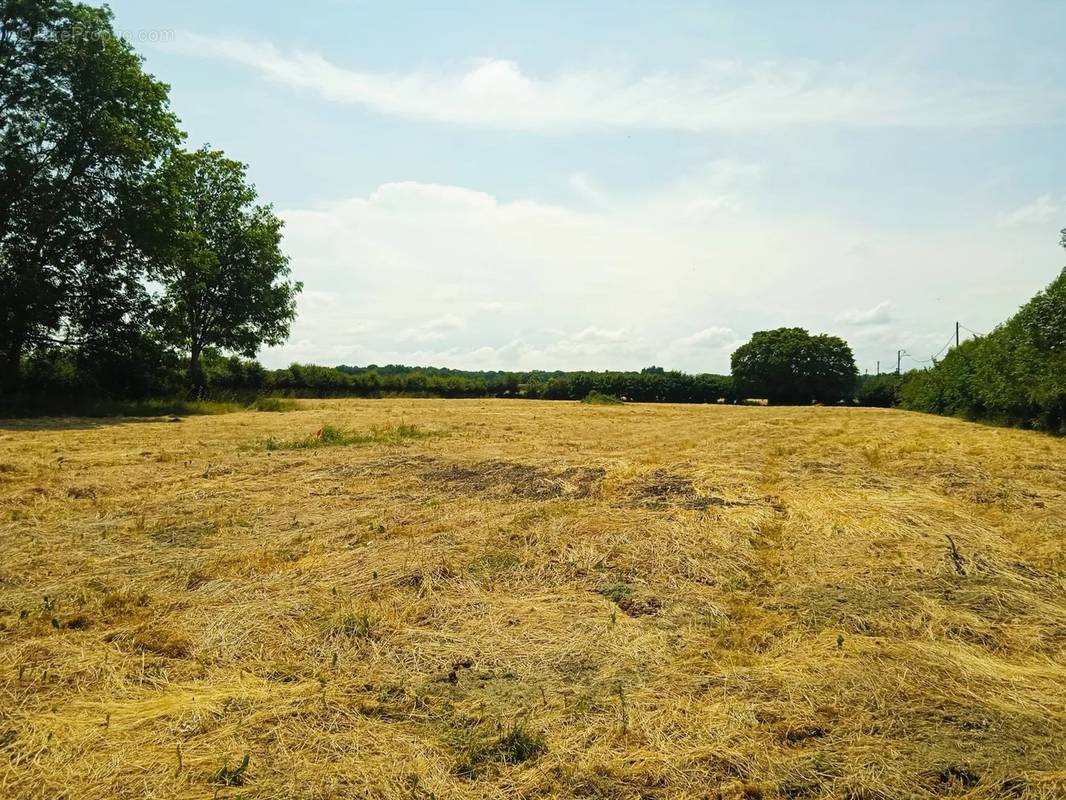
0;399;1064;799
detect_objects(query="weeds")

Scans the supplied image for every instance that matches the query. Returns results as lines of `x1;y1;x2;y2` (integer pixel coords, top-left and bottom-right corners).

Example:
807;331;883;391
249;396;298;412
214;753;250;787
327;609;377;640
456;724;547;778
256;423;433;451
470;549;521;577
599;583;633;604
581;391;623;405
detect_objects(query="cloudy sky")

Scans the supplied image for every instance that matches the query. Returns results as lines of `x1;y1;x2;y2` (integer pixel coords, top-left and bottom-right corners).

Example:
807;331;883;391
111;0;1066;374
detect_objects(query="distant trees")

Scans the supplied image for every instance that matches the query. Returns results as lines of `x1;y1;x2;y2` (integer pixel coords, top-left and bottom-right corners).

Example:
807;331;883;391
148;147;300;389
731;327;857;404
900;232;1066;433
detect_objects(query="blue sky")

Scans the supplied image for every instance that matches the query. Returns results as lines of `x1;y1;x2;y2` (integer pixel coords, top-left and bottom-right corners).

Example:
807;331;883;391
109;0;1066;373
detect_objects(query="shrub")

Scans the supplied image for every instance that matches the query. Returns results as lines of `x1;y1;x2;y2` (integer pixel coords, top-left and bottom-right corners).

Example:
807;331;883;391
856;374;902;407
581;391;623;405
899;255;1066;433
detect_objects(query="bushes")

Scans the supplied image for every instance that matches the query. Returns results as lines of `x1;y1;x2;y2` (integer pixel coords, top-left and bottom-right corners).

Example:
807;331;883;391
900;263;1066;434
856;374;902;408
526;370;734;403
581;391;623;405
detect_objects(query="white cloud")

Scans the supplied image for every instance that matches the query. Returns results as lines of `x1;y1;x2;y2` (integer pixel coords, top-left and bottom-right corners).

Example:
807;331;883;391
837;301;894;326
674;327;735;348
997;194;1062;227
570;327;627;344
402;314;466;342
163;34;1066;130
262;175;1062;373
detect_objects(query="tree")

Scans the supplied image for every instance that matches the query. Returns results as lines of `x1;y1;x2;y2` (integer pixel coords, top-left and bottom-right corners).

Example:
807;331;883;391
731;327;858;404
150;146;301;389
0;0;181;391
856;373;902;407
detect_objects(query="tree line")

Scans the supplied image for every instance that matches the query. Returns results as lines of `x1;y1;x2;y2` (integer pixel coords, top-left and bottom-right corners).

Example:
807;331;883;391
195;357;739;404
897;232;1066;434
0;1;300;399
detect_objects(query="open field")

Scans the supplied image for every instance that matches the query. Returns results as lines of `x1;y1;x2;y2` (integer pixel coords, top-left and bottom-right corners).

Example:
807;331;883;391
1;399;1064;799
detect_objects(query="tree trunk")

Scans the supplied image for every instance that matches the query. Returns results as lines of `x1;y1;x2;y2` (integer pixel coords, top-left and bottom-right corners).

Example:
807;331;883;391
188;343;204;394
1;332;24;395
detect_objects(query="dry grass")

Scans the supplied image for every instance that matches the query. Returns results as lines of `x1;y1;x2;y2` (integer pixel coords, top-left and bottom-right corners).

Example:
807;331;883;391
0;399;1064;799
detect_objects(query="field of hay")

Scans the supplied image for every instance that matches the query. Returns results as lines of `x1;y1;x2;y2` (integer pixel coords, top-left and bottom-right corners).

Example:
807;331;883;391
1;399;1064;799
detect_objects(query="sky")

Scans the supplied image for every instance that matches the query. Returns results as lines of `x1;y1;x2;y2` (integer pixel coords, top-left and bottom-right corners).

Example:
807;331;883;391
108;0;1066;375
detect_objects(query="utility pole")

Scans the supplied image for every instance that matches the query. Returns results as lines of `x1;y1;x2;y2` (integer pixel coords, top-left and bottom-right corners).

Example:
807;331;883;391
876;360;880;376
897;350;904;375
955;321;960;348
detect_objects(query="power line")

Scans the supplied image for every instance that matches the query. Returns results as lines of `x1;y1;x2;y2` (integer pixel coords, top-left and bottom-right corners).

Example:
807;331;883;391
877;320;984;375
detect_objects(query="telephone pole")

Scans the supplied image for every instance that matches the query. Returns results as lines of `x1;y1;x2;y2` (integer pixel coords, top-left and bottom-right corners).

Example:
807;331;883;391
897;349;905;375
876;360;880;376
955;321;960;348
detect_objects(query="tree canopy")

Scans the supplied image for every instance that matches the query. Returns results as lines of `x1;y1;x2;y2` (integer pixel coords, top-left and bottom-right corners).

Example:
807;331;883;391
730;327;858;404
0;0;181;389
0;2;301;396
148;147;301;388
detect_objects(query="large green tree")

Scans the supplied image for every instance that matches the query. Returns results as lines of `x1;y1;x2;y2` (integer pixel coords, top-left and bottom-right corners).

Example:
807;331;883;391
0;0;181;391
731;327;858;404
149;146;301;389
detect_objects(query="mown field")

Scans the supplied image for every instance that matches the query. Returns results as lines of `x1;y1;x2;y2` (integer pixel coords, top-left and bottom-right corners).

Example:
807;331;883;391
0;399;1064;799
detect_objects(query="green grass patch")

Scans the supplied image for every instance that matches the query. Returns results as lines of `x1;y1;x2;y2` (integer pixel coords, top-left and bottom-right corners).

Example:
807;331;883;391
256;422;434;451
248;396;299;412
469;549;522;577
599;582;633;604
324;608;378;640
455;724;547;778
581;391;623;405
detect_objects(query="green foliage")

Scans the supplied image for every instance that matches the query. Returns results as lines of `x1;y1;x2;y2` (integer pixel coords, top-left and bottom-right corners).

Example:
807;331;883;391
456;724;547;778
0;0;181;391
146;147;301;388
599;583;633;603
856;373;902;407
731;327;858;404
257;423;432;451
581;391;623;405
214;753;250;787
248;396;297;412
328;609;377;640
529;369;734;403
900;259;1066;433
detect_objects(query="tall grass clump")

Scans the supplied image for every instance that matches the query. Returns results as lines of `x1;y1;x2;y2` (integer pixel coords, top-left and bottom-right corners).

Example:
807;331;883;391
257;422;434;451
248;396;298;412
581;391;623;405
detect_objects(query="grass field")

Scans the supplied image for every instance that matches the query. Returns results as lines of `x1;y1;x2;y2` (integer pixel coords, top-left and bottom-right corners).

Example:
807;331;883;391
1;399;1064;799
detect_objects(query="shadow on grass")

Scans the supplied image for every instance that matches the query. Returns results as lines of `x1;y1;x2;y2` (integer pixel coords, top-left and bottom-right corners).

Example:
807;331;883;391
0;396;299;431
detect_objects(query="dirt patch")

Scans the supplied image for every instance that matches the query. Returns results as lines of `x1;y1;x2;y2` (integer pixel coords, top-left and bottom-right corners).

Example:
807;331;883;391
422;460;605;501
630;470;752;510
